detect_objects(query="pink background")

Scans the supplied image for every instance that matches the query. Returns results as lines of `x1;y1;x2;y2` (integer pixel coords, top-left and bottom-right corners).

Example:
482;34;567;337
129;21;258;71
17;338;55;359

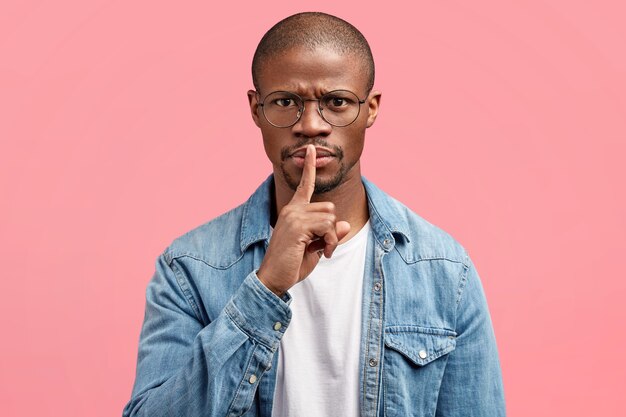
1;1;625;416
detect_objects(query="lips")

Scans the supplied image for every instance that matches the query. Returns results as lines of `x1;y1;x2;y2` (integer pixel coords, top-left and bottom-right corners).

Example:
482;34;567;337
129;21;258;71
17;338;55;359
290;147;335;158
288;147;337;169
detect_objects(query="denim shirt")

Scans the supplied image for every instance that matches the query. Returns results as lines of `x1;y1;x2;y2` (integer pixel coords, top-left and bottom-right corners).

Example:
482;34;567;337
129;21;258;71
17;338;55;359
123;175;506;417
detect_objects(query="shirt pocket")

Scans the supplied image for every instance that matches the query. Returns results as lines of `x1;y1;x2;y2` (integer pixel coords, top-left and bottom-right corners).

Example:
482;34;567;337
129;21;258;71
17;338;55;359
382;326;456;416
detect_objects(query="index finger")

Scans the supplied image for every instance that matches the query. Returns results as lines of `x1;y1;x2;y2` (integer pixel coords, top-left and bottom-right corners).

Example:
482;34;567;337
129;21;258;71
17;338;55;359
291;144;316;203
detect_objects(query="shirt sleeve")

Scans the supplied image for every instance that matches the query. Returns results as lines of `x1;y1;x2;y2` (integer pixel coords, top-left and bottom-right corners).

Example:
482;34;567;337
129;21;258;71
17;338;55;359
435;255;506;417
122;252;291;417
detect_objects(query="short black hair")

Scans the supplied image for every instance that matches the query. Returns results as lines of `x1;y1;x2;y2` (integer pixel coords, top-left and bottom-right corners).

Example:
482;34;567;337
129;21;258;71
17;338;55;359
252;12;375;93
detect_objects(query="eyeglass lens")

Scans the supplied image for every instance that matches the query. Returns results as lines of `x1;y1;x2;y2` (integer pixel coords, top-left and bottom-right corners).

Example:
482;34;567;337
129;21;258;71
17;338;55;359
262;90;362;127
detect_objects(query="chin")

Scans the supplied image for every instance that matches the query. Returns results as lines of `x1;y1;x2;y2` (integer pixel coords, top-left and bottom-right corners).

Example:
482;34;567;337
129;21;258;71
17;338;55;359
313;176;345;194
282;168;347;195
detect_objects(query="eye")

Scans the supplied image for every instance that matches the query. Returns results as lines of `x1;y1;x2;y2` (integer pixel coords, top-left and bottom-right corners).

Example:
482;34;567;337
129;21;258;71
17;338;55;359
323;93;355;111
274;98;296;107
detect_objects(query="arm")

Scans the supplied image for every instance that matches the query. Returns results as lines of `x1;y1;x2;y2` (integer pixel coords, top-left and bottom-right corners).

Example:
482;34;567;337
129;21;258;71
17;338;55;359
122;253;291;417
435;256;506;417
123;145;346;416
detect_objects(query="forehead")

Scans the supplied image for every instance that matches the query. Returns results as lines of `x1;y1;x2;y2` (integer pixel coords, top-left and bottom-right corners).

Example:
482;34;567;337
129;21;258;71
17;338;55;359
256;46;368;96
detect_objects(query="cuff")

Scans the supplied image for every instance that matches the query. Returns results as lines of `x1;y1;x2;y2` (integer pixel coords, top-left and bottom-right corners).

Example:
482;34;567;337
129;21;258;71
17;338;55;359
224;270;292;350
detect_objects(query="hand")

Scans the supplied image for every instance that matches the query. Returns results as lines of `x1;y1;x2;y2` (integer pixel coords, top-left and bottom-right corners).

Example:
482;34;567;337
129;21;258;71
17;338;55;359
257;144;351;296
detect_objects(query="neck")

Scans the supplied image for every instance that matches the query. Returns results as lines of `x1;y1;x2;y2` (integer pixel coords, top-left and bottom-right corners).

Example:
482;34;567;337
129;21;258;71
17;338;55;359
271;171;369;242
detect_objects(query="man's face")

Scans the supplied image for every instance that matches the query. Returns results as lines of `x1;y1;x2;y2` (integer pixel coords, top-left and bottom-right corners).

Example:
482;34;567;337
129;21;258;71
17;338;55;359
248;46;381;195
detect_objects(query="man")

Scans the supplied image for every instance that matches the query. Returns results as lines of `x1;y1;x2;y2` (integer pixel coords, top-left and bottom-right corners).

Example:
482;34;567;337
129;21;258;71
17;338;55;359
123;12;505;417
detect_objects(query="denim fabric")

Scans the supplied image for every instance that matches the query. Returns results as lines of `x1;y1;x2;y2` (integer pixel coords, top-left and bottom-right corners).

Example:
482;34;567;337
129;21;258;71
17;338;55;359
122;175;505;417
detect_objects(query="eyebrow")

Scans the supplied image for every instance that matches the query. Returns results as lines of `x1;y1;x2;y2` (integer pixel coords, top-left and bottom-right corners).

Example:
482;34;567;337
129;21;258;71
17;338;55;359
264;88;357;98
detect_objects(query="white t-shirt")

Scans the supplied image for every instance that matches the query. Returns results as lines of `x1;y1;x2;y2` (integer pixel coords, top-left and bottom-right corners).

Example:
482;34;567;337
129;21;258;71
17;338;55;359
271;220;371;417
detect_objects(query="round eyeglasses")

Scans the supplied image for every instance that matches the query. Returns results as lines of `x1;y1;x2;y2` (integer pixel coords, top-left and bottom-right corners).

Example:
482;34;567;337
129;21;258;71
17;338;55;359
257;90;366;128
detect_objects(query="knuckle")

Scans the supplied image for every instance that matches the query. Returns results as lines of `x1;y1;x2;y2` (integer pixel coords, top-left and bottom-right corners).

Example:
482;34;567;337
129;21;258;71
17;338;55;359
281;208;299;224
286;210;299;221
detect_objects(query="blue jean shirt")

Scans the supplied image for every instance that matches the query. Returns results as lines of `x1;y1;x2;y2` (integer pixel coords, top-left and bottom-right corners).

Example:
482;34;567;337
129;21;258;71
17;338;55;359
123;175;506;416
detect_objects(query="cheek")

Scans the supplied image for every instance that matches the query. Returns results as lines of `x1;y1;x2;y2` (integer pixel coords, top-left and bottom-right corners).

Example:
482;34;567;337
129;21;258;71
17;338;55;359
341;127;367;158
261;129;288;163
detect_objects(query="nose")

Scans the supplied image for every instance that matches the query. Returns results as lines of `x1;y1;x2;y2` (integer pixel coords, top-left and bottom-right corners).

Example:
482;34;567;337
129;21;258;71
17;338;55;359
291;100;332;137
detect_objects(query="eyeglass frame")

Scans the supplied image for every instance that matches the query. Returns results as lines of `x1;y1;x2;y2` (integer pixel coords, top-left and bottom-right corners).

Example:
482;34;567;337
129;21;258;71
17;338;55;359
256;89;368;128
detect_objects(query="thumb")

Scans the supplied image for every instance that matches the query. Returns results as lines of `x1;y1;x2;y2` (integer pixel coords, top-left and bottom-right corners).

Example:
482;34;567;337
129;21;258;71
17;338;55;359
336;221;351;242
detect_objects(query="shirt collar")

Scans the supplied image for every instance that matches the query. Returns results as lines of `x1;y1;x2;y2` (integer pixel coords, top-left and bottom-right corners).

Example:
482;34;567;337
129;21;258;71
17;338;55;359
240;174;411;253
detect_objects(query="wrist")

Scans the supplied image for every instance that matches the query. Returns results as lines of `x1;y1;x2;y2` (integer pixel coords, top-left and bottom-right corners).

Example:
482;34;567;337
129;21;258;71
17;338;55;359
256;267;285;297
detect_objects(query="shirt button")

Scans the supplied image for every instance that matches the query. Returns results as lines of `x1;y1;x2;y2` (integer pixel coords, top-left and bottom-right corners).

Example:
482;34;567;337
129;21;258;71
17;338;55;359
369;358;378;367
373;282;382;292
266;363;272;371
383;238;391;246
418;350;428;359
249;374;257;384
273;322;282;331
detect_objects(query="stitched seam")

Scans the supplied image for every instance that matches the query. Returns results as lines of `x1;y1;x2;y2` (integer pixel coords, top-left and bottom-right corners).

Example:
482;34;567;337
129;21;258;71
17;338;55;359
240;196;252;249
367;200;411;239
385;340;454;364
394;247;467;265
385;325;457;336
240;344;260;414
362;178;412;236
226;344;259;416
224;306;254;340
411;256;465;264
365;192;397;249
382;351;387;417
453;253;471;333
456;253;471;307
166;256;202;322
240;347;266;415
371;251;385;415
167;251;247;270
224;304;274;351
363;278;374;410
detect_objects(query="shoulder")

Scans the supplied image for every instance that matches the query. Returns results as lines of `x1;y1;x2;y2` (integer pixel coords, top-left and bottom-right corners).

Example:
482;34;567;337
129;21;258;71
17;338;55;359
363;178;468;266
162;202;248;268
395;197;467;265
161;175;274;267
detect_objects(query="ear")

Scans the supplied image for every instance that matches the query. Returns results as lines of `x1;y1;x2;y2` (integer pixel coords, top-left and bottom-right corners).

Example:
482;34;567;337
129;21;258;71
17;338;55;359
247;89;262;128
365;90;382;128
